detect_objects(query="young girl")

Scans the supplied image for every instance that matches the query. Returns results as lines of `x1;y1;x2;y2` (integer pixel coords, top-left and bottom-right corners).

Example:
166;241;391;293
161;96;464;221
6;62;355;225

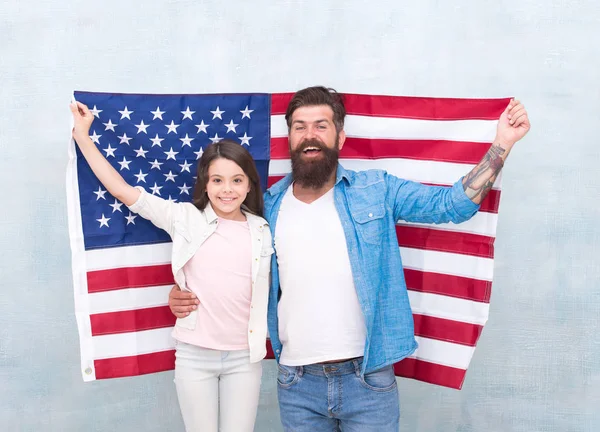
70;101;273;432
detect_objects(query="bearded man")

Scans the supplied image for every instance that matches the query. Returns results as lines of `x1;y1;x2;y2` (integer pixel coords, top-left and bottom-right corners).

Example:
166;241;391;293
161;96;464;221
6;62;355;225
169;86;530;431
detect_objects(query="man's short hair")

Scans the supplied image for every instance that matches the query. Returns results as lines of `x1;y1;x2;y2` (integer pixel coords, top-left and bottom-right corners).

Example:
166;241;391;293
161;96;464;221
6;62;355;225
285;86;346;133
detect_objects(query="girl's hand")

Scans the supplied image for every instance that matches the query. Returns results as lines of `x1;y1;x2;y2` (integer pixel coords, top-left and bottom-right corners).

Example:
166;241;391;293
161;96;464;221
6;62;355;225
70;101;95;140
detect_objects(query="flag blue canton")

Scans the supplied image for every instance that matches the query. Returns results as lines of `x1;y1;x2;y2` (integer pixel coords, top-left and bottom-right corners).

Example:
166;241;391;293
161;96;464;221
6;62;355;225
73;91;271;251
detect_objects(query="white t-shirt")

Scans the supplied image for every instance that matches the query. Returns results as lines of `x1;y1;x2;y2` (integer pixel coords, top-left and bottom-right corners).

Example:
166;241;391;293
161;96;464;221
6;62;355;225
275;185;367;366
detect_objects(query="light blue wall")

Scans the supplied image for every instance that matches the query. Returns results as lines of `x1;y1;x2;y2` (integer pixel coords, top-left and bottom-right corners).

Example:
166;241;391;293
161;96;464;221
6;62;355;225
1;1;598;430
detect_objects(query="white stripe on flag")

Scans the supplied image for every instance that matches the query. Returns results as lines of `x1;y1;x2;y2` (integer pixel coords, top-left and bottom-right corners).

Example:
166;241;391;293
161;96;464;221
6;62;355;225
411;336;475;369
93;327;175;360
86;243;172;271
271;114;498;142
408;291;489;325
88;285;172;314
400;247;494;281
399;211;498;238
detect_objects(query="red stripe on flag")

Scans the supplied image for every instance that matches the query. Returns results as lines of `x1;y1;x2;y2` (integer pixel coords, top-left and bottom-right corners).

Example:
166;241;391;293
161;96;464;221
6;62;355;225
413;314;483;346
90;306;176;336
271;137;491;165
271;92;509;120
94;350;175;380
478;189;501;214
404;268;491;303
87;264;174;293
396;225;494;259
394;358;466;389
267;175;285;188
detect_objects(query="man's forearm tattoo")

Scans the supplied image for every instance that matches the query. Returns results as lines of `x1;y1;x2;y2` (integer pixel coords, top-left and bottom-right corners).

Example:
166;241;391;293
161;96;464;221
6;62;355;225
462;144;506;204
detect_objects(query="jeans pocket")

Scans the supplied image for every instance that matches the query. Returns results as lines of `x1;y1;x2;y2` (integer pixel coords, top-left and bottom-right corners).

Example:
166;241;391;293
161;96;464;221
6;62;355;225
277;364;300;389
358;365;397;392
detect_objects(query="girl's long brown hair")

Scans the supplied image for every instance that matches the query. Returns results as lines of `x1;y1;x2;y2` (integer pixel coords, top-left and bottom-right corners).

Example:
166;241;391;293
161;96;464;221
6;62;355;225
192;139;264;217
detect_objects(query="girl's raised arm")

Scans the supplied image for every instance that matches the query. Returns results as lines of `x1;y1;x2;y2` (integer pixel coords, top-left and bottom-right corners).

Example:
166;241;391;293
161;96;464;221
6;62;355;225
70;101;140;206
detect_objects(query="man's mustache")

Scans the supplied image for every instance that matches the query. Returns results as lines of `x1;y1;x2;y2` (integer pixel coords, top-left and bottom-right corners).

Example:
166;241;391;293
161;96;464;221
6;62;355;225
295;139;327;152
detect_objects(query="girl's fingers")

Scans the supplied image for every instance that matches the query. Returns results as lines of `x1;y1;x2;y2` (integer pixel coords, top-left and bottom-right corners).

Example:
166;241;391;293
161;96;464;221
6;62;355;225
75;101;92;117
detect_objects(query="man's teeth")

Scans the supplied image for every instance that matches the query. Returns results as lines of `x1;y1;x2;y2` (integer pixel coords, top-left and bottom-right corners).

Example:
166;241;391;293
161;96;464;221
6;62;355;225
303;147;320;152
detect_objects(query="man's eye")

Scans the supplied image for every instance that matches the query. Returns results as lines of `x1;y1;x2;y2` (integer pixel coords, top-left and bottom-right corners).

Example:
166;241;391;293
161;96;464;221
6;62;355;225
295;126;305;131
318;125;326;130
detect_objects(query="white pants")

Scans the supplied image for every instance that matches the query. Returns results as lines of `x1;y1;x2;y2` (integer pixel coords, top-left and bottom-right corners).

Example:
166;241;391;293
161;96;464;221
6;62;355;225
174;342;262;432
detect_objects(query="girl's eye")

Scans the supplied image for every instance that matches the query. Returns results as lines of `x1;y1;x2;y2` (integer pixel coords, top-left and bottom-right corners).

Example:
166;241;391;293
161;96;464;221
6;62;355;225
213;179;221;183
234;179;242;183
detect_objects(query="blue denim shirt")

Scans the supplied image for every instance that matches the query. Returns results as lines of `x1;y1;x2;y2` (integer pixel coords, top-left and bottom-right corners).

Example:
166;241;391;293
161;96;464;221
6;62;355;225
264;164;480;374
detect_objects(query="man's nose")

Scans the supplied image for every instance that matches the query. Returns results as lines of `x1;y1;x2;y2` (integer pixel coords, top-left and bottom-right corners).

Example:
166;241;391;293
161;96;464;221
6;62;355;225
304;126;317;139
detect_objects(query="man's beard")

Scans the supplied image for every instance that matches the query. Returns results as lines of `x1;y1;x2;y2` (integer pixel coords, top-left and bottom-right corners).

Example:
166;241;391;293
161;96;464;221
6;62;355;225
290;137;340;189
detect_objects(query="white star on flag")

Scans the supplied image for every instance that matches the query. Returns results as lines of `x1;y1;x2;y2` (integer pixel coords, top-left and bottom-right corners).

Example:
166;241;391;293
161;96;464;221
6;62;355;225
180;134;194;147
240;106;253;119
93;187;107;200
134;146;148;158
224;120;238;133
195;120;209;134
194;147;204;160
239;132;252;146
135;120;150;134
103;144;116;158
125;213;137;225
96;214;110;228
149;159;163;170
118;106;133;120
165;121;180;134
166;195;177;203
164;171;178;182
209;133;222;144
181;107;195;120
118;157;131;171
103;119;117;131
109;199;123;213
150;183;163;195
118;133;132;145
164;147;179;160
179;160;193;173
178;183;192;195
150;134;164;147
90;105;103;118
151;107;165;120
134;170;148;183
90;131;101;144
210;106;225;119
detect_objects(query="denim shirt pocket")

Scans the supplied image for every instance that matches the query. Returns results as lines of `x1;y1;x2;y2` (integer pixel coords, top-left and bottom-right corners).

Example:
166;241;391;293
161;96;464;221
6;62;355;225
351;204;386;245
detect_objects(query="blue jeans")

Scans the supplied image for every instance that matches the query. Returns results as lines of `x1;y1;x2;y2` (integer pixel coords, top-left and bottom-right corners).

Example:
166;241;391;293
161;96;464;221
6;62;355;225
277;358;400;431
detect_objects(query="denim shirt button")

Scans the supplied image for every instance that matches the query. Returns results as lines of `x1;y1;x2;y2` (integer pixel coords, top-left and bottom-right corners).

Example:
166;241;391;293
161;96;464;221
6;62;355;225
368;213;373;217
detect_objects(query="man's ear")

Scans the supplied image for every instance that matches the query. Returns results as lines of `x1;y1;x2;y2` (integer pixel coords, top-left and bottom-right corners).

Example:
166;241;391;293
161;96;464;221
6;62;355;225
338;130;347;151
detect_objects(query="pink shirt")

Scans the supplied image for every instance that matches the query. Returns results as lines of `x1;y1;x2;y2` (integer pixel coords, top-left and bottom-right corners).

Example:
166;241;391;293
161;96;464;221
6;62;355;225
173;217;252;350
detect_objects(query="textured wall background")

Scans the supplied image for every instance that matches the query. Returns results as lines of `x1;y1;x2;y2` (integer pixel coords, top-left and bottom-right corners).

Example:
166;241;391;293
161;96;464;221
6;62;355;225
1;1;598;431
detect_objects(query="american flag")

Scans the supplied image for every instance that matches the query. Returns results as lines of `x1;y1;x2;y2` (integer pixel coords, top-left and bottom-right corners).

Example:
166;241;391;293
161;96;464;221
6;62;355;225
66;90;508;389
